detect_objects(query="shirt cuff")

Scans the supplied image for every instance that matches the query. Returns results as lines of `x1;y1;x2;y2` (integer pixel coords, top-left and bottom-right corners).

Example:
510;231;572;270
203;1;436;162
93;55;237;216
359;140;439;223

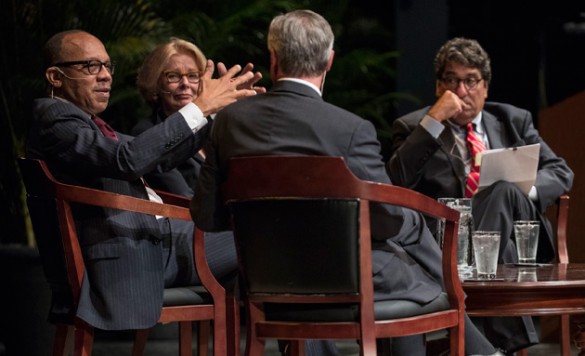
421;115;445;139
179;103;208;132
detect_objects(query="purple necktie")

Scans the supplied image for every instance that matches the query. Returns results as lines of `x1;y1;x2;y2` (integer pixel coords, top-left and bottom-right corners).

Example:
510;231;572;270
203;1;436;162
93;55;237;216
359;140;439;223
91;115;118;141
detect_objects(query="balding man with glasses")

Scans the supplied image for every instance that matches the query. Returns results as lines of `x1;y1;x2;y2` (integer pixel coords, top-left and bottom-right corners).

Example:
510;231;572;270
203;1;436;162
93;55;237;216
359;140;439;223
25;29;258;331
387;37;574;354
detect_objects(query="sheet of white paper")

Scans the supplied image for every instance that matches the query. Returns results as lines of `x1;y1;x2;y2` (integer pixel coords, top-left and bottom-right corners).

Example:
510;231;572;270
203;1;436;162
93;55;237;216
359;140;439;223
478;143;540;195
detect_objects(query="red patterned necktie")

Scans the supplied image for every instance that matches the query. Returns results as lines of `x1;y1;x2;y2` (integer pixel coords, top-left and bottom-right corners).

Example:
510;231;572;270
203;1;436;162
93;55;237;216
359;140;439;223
91;115;118;141
465;123;487;198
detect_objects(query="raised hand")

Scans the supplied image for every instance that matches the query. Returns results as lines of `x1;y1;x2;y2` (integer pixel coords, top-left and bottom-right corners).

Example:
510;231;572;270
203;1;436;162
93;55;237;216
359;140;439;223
217;62;266;94
194;60;258;116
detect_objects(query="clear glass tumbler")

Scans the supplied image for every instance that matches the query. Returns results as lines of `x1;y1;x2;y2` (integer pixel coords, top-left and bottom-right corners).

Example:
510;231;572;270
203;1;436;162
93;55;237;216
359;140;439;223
437;198;474;278
472;231;501;279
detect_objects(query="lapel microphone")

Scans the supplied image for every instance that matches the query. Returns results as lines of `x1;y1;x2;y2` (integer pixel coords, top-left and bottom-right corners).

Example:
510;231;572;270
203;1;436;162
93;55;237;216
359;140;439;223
56;67;86;80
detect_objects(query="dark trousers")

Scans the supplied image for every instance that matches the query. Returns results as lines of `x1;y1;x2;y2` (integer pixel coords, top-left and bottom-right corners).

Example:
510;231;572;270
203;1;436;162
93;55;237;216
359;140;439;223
159;217;238;287
473;180;554;264
471;181;541;352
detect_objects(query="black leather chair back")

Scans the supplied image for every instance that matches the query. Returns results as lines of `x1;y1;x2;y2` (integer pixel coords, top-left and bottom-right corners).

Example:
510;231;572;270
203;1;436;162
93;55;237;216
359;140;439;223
230;199;360;295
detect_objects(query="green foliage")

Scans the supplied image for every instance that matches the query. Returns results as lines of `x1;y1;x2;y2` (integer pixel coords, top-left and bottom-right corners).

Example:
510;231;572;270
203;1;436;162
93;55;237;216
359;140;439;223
1;0;411;245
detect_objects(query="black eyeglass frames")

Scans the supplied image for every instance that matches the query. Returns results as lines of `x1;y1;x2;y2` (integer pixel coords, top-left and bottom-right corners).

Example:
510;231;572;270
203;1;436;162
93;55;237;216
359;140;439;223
52;60;115;75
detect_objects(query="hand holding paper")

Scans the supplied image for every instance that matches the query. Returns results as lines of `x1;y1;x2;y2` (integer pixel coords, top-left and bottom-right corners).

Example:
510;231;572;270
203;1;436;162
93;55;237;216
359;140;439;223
478;144;540;195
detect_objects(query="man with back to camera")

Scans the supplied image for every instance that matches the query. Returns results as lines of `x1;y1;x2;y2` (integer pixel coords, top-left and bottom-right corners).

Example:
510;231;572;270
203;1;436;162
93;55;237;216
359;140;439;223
191;10;506;356
387;37;574;354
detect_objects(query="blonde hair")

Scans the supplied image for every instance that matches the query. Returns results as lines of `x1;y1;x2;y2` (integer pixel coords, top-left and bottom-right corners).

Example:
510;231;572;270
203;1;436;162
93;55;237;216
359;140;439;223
137;37;207;106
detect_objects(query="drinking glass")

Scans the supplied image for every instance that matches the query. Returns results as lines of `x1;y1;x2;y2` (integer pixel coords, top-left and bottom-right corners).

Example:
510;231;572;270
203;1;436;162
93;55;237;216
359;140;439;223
437;198;473;277
513;220;540;264
472;231;501;279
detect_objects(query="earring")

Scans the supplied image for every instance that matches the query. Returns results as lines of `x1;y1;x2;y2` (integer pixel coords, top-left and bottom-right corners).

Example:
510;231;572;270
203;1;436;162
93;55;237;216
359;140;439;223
50;86;54;99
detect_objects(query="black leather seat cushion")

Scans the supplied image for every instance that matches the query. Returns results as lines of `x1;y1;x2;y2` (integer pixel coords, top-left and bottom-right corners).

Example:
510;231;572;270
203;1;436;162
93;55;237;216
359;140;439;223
264;292;450;322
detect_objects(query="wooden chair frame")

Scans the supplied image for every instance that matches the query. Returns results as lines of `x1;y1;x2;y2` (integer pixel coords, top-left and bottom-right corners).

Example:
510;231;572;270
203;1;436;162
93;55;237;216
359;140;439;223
18;157;239;356
222;155;465;356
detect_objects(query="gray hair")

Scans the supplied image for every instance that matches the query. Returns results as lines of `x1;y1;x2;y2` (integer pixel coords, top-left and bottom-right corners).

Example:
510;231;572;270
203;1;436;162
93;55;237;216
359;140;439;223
434;37;492;84
267;9;334;77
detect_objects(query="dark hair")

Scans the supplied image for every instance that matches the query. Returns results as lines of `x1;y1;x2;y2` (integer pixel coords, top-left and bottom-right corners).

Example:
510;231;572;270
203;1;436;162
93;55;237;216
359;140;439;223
434;37;492;84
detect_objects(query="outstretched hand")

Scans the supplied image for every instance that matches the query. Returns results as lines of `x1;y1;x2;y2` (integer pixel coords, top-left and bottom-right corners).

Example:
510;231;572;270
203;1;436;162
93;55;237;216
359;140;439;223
217;62;266;94
194;60;258;116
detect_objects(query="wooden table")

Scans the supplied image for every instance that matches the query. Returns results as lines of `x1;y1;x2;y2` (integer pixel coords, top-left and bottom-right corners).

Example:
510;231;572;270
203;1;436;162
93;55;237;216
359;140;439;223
463;263;585;356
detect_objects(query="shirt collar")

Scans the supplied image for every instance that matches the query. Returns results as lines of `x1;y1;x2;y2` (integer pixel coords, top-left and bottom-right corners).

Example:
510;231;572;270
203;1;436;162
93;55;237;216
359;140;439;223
277;78;322;96
472;112;484;133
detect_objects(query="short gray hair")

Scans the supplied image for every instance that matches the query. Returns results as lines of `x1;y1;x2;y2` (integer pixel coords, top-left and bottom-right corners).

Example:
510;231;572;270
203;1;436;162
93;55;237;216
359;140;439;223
267;9;334;77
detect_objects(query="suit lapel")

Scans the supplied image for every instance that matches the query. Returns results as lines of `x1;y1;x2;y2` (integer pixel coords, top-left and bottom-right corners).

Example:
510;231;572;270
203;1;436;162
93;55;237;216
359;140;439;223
482;111;506;148
482;110;526;149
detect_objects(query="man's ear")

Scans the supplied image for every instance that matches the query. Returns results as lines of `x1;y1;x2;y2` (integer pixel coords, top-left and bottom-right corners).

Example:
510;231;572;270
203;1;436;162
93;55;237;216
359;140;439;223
46;67;63;88
325;50;335;72
435;81;442;97
269;49;278;81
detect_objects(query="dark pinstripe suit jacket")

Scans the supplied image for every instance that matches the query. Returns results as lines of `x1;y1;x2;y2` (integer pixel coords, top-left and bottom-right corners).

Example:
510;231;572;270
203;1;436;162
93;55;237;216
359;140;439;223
132;111;205;198
26;98;208;330
191;80;445;304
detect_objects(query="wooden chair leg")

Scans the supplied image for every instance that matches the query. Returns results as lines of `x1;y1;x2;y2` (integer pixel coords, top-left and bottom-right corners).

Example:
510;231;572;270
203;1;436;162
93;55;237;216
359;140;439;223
289;340;305;356
197;321;210;356
179;321;193;356
450;323;464;356
52;324;70;356
132;328;150;356
73;319;94;356
245;302;265;356
226;293;241;356
560;314;571;356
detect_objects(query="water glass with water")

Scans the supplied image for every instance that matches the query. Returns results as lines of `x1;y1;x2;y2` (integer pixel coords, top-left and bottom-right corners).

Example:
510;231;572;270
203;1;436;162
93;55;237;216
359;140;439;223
513;220;540;264
437;198;473;276
472;231;501;279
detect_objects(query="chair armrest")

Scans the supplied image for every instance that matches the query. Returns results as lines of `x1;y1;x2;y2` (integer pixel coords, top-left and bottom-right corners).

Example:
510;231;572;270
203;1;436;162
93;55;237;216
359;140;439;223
154;189;191;208
359;180;465;312
556;194;570;264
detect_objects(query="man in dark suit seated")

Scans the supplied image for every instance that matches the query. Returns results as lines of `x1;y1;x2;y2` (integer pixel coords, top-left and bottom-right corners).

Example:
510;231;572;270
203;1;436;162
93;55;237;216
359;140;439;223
25;29;257;332
190;10;503;356
387;37;574;354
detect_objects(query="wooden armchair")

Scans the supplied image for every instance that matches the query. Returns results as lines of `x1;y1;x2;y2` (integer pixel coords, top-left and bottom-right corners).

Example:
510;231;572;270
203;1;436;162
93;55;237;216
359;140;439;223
222;155;465;355
17;157;238;356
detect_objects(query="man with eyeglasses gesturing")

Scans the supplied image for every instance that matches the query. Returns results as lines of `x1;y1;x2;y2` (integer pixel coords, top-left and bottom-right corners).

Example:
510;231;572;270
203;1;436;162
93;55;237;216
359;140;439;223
387;37;573;354
25;29;259;332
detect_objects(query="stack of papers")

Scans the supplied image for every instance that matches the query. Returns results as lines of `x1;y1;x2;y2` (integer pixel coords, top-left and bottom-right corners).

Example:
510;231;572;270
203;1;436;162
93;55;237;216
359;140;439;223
478;143;540;195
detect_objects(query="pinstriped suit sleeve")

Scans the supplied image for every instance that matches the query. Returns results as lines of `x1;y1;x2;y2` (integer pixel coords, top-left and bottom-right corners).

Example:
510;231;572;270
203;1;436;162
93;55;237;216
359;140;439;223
27;98;206;182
